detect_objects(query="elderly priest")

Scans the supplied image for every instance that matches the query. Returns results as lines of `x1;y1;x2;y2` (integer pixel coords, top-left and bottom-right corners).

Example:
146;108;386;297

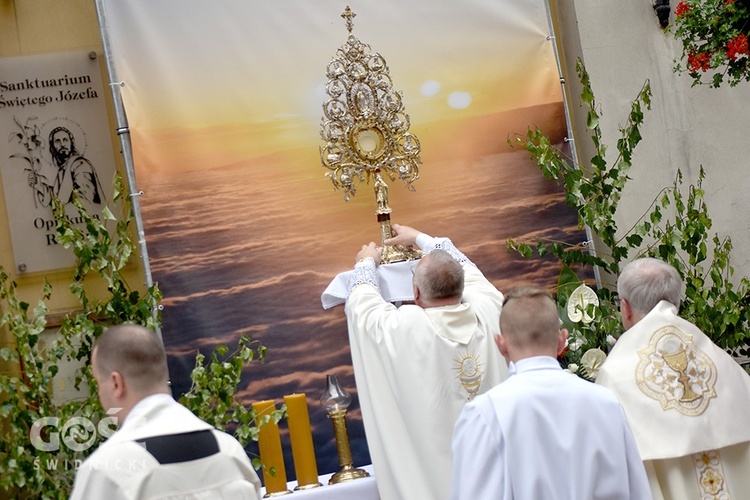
345;224;508;500
597;258;750;499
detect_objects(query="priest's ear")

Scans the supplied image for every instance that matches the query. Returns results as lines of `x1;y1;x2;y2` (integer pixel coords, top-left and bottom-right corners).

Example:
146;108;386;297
620;298;636;330
413;282;422;307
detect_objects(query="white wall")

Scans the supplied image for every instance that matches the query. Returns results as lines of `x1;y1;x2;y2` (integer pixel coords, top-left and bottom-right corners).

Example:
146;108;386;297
552;0;750;287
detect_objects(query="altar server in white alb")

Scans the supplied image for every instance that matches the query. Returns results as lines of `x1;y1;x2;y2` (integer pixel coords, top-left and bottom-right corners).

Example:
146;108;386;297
451;285;651;500
70;324;262;500
346;224;509;500
597;258;750;499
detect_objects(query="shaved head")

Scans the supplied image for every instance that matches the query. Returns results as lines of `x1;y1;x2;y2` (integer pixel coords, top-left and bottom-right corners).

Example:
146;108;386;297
499;286;560;353
93;324;169;395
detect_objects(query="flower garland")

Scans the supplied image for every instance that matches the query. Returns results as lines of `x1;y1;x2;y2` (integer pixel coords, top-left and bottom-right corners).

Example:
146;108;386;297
672;0;750;87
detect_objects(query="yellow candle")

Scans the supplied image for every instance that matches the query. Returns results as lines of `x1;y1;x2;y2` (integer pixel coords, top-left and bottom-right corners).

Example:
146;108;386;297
252;400;288;494
284;393;320;487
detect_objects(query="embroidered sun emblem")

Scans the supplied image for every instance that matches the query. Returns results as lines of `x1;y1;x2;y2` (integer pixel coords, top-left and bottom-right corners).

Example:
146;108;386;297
454;351;483;400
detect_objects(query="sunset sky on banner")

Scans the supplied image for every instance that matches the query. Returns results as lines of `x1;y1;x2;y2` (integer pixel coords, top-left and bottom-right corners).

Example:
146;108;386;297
101;0;583;482
104;2;560;170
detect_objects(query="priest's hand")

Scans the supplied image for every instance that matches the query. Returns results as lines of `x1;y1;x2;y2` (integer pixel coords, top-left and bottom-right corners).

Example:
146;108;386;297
384;224;421;248
356;242;381;266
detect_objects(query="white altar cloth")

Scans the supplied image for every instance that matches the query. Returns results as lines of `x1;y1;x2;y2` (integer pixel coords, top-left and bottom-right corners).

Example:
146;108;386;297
321;260;416;309
260;464;378;499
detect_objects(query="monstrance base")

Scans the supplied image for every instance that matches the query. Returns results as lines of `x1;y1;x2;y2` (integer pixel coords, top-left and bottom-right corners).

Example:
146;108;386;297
381;244;422;264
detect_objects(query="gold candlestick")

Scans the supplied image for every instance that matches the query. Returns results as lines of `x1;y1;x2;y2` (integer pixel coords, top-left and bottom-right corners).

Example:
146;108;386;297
328;409;370;484
320;374;370;484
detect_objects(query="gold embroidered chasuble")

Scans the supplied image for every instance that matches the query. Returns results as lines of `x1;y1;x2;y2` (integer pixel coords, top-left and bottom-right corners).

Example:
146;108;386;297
597;301;750;499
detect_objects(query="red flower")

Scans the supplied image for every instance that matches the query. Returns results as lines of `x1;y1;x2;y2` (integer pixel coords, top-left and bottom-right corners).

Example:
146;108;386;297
675;1;690;17
726;0;736;4
727;34;749;61
688;52;712;72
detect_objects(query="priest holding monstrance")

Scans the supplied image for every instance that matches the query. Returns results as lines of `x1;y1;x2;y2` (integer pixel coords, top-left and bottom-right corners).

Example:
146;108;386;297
319;8;508;500
346;226;509;500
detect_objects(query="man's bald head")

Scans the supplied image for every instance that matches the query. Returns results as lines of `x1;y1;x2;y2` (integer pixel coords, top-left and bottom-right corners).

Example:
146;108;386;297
93;324;169;396
413;249;464;303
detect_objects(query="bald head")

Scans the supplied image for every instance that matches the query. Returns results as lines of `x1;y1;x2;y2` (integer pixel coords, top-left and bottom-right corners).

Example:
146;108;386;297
93;324;169;396
413;249;464;304
499;286;561;355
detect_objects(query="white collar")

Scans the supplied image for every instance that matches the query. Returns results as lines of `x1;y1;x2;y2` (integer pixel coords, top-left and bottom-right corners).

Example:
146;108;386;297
120;393;175;430
512;356;561;374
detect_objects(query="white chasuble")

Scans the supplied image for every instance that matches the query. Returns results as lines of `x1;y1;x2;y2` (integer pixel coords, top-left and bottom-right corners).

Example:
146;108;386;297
597;301;750;499
70;394;261;500
345;238;508;500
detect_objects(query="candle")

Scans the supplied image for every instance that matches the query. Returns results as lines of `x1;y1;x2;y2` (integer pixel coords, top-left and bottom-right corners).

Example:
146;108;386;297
284;393;320;488
252;400;288;494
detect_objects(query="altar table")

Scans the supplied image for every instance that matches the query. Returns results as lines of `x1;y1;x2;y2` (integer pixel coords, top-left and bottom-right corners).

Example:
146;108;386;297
260;464;378;499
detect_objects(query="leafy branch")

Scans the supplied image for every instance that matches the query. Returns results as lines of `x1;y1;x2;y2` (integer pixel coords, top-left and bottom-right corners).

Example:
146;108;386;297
180;335;285;471
508;60;652;276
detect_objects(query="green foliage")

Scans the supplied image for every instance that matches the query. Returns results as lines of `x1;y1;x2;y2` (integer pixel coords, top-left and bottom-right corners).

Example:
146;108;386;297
508;58;750;374
0;174;162;498
53;175;161;330
0;173;277;497
508;60;652;277
180;336;285;471
0;270;83;500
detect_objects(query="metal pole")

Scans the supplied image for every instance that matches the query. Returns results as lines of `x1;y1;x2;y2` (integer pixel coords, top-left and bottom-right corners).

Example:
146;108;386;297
542;0;603;288
94;0;163;340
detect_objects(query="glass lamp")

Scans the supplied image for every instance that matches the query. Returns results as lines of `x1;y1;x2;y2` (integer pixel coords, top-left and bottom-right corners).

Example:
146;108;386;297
320;374;370;484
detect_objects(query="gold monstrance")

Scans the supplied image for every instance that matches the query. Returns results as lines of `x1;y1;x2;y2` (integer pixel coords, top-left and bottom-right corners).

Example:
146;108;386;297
320;6;422;264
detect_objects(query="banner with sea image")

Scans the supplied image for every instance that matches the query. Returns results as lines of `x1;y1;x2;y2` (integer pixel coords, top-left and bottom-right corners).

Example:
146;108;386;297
101;0;583;480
